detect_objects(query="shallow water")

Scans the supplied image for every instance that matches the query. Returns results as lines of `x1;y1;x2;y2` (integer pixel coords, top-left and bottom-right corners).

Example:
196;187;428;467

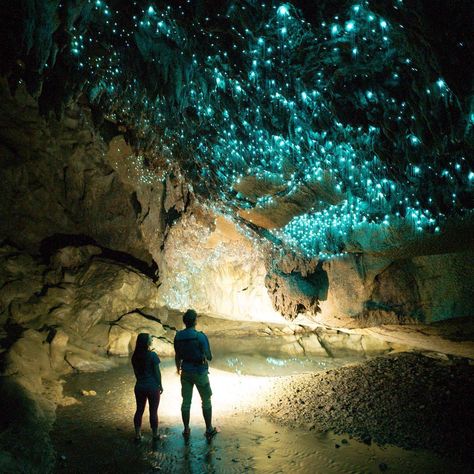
52;359;465;474
210;335;368;376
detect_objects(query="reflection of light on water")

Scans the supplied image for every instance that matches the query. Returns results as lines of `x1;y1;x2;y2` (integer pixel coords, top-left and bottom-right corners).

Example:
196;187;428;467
266;357;287;366
157;363;275;426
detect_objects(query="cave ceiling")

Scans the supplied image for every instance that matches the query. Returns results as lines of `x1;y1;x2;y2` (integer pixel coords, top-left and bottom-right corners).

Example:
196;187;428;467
1;0;473;259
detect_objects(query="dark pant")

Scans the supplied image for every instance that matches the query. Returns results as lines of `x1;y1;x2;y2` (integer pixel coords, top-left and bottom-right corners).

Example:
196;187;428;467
134;386;160;429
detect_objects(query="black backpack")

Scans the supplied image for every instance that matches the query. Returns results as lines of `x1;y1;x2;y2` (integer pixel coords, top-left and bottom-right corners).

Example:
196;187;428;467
176;331;206;365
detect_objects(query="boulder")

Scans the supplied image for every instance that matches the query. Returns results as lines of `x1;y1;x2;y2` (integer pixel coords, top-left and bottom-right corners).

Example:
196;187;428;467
51;245;102;269
107;325;132;356
115;312;166;337
49;329;70;372
65;346;117;372
299;334;329;356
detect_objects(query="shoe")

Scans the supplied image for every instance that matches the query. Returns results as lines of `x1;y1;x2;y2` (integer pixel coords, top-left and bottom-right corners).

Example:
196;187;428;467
204;427;219;440
182;429;191;439
134;435;142;443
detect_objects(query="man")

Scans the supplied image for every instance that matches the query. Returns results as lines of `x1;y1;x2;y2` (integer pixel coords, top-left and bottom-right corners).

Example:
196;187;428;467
174;309;218;440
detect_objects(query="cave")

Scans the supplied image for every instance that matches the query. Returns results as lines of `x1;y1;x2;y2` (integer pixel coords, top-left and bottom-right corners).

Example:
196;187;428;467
0;1;473;473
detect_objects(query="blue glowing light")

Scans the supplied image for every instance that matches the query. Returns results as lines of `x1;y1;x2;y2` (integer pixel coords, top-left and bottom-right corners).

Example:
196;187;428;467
345;21;355;32
277;5;290;17
57;1;469;258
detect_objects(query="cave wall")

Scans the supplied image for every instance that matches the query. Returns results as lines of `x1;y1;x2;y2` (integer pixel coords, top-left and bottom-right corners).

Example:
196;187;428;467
268;251;474;327
157;210;285;323
1;79;473;331
0;80;163;264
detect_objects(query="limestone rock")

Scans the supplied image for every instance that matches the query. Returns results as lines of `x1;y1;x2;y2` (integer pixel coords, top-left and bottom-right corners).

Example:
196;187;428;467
317;329;364;355
81;323;111;353
411;252;474;323
51;245;102;269
107;325;132;356
115;312;166;337
3;329;53;389
265;270;320;320
151;339;175;357
0;83;157;263
68;259;160;335
157;209;284;323
277;337;305;356
49;329;70;372
0;249;46;312
370;260;421;319
319;255;370;322
299;334;329;356
65;346;117;372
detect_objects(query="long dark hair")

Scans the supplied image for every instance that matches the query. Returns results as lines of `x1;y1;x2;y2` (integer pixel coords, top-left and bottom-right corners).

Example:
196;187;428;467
132;333;151;375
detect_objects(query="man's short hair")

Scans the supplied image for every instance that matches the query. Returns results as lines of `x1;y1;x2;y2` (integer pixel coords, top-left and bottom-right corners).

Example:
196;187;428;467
183;309;198;327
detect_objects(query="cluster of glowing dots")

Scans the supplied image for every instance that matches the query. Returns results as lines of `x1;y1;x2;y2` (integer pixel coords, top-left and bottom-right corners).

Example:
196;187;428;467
65;1;472;258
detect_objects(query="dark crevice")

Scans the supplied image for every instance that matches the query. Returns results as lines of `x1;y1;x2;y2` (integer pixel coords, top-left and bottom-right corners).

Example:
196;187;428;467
0;321;24;372
315;330;334;358
113;308;177;332
39;233;157;280
164;207;181;228
130;192;142;218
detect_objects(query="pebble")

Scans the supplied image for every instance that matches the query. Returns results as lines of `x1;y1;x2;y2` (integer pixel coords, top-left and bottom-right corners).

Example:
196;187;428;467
81;389;97;396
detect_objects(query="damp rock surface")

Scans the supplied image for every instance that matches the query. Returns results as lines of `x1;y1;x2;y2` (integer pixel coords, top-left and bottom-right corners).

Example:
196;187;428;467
264;352;474;463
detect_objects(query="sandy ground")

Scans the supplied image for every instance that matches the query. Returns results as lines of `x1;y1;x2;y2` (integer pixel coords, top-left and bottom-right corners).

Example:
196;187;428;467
50;356;474;473
263;352;474;463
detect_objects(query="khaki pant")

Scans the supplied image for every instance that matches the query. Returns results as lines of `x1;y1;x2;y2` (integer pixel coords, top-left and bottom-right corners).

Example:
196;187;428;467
180;371;212;411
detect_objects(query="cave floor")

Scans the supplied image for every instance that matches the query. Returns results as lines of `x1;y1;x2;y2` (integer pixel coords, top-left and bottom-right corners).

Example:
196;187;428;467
52;359;466;474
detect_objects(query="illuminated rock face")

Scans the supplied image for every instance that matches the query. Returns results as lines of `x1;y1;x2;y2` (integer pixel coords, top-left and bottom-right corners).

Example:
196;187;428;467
157;211;285;323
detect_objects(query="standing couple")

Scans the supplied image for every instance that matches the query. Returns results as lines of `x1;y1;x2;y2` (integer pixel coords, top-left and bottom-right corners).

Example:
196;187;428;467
131;309;218;441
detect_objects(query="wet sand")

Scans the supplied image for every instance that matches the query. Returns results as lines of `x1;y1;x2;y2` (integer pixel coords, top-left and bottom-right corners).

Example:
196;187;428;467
51;358;468;473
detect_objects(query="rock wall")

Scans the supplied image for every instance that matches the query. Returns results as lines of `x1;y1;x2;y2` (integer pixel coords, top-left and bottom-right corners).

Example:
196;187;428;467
1;80;472;331
268;251;474;327
157;209;286;323
0;243;170;473
0;80;163;264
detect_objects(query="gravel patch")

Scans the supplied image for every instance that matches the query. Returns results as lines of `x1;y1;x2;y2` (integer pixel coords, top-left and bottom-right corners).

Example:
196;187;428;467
263;352;474;462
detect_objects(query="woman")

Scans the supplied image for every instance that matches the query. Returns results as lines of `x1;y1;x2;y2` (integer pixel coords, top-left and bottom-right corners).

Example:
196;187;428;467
131;333;163;441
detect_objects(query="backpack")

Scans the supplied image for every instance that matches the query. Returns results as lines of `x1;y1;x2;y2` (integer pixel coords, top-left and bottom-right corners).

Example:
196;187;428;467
175;330;205;365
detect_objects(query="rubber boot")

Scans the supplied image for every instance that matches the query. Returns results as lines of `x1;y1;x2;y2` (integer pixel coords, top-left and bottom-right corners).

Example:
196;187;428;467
181;409;191;437
203;407;213;432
